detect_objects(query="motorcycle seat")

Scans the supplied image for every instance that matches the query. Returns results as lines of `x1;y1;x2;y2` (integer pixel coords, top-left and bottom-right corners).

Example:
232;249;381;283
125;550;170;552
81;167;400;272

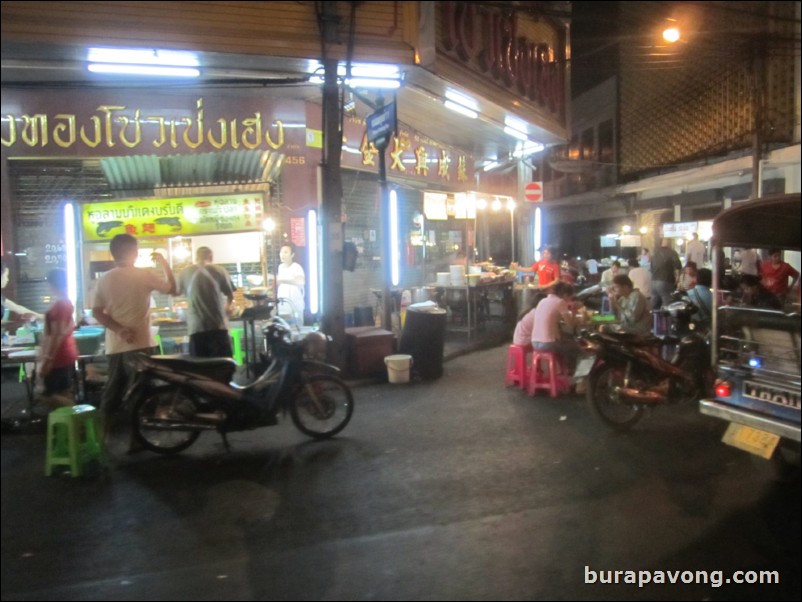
150;354;237;369
149;354;238;375
594;331;659;347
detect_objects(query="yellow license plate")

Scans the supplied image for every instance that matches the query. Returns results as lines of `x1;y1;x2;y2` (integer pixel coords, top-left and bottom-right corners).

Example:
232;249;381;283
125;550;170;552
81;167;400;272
722;423;781;459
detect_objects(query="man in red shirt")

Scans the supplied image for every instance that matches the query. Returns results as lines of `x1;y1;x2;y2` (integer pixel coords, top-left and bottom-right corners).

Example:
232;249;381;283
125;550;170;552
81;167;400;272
512;247;561;288
760;248;799;303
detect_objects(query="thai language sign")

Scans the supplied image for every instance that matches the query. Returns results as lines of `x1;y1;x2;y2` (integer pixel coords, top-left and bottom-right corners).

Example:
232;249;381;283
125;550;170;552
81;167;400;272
82;193;265;241
1;97;289;155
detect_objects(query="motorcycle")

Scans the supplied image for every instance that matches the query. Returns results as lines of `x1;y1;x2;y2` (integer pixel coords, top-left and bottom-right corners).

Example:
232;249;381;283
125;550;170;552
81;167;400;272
575;299;712;431
124;316;354;454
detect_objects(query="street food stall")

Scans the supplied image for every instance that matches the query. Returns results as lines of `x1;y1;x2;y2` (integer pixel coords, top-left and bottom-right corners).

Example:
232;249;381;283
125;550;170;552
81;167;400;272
78;192;270;352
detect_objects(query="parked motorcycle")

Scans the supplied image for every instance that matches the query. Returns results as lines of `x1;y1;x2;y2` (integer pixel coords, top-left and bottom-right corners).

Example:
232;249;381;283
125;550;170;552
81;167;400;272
576;300;712;430
125;317;354;454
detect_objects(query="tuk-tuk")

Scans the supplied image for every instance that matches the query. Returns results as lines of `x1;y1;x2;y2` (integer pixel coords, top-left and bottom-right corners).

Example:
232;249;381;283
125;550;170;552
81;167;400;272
699;193;801;462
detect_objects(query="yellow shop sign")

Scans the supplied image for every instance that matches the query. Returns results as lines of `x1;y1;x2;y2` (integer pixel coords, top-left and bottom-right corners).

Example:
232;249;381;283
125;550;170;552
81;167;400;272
82;194;264;241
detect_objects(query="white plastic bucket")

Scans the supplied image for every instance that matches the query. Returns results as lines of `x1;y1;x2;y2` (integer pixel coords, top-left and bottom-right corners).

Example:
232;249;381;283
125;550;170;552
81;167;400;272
385;354;413;384
450;265;466;285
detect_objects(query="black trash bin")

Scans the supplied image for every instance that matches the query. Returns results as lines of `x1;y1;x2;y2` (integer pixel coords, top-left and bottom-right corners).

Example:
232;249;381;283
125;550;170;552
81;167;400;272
399;304;447;380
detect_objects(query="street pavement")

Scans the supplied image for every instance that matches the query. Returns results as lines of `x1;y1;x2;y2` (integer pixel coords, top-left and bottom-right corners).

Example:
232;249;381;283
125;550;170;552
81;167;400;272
1;343;800;601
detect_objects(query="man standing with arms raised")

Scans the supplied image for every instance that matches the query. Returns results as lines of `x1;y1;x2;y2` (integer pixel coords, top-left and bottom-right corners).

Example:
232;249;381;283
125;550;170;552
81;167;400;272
92;234;176;450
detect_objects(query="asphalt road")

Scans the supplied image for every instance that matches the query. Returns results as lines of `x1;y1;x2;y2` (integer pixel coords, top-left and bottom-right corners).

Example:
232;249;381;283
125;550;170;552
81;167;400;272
1;346;799;601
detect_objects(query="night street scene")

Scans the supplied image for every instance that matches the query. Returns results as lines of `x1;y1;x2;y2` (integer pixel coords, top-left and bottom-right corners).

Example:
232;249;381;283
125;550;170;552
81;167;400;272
2;1;800;600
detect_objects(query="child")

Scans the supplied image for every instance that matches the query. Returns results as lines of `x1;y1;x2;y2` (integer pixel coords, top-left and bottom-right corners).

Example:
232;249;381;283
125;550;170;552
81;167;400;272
39;269;78;408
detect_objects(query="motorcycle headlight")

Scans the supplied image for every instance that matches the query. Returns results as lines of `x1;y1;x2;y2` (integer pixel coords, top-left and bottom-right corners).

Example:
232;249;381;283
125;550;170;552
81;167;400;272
302;331;328;360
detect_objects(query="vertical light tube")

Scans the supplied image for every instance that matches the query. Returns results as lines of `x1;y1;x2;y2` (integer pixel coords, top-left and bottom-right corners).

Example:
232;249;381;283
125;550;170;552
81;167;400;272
63;203;78;309
307;209;320;314
534;207;542;261
390;190;400;286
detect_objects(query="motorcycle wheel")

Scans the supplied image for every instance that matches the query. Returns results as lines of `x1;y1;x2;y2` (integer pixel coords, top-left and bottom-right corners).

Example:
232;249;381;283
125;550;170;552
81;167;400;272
291;374;354;439
587;367;644;431
132;386;202;454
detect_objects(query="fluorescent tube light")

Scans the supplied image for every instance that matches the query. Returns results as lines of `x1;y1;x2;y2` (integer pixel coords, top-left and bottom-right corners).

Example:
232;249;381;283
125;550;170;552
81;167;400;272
88;47;199;66
390;190;400;286
445;89;478;110
346;77;401;89
503;126;529;141
88;64;200;77
87;47;200;77
64;203;78;309
307;210;320;315
444;100;478;119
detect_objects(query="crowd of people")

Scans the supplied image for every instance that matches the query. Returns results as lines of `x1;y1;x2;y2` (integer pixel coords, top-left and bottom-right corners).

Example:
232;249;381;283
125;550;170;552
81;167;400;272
510;241;799;376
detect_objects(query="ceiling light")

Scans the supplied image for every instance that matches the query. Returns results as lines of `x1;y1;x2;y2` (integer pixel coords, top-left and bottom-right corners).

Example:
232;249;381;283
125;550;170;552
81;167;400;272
503;116;531;141
513;140;545;158
445;89;478;108
483;161;501;172
87;47;200;77
444;100;478;119
87;64;200;77
504;126;529;141
346;77;401;89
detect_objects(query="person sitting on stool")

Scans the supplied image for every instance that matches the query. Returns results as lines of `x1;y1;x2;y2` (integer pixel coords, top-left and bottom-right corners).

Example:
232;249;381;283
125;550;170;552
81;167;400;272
531;282;580;370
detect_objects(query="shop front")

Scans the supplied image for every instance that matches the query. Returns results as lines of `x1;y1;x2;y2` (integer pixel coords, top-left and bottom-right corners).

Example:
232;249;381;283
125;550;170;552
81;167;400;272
0;88;316;322
78;193;270;348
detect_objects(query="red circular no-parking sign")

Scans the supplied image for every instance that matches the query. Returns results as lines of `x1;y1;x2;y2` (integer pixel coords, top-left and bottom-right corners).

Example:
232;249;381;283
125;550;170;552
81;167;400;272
525;181;543;202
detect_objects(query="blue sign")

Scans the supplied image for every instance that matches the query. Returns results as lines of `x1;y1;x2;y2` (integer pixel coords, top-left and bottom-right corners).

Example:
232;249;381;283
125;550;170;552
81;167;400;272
366;102;397;149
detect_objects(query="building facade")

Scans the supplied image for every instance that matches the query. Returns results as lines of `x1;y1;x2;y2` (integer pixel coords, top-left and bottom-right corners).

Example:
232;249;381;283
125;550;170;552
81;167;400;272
2;2;571;327
541;1;800;263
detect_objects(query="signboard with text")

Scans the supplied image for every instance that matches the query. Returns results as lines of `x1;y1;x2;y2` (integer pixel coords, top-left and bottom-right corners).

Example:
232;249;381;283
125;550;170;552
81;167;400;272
366;101;397;150
82;193;265;241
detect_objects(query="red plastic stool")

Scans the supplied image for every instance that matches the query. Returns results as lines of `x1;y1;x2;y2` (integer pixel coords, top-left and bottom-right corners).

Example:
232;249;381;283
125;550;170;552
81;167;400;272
505;344;532;389
527;350;571;398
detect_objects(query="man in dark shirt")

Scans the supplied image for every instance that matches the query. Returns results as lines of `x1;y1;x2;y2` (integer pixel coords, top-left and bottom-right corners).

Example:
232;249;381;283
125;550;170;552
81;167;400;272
651;238;682;310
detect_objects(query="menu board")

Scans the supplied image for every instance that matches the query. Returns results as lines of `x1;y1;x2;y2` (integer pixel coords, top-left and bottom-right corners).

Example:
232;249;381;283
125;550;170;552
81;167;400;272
82;193;265;241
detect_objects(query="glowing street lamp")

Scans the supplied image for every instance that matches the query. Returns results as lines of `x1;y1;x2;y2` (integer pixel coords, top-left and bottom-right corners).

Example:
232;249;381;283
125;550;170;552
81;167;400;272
663;27;681;43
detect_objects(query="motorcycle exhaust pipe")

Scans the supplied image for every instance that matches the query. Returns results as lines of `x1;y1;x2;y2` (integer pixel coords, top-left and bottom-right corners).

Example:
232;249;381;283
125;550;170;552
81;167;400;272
618;388;666;404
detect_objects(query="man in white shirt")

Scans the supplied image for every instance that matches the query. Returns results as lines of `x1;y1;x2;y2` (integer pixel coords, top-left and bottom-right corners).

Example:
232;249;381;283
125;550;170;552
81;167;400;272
585;257;599;282
737;248;760;276
626;258;652;302
276;244;306;324
93;234;176;436
686;233;706;267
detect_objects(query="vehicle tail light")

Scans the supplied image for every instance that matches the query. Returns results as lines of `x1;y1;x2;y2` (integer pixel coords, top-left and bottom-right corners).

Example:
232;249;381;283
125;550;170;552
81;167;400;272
715;380;732;398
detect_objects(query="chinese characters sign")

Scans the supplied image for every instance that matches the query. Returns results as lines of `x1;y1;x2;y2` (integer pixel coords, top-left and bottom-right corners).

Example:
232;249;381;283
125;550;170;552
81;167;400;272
82;193;265;241
343;115;473;186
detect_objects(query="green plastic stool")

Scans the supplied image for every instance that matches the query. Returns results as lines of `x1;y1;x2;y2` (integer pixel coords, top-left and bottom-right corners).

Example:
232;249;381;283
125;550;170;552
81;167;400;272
230;327;244;365
45;404;106;477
